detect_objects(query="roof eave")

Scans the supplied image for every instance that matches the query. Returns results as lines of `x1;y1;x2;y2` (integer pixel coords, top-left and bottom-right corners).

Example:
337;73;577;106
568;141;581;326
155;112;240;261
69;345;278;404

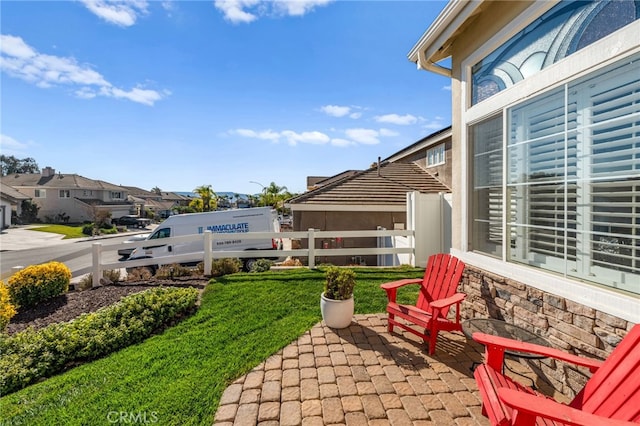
407;0;484;76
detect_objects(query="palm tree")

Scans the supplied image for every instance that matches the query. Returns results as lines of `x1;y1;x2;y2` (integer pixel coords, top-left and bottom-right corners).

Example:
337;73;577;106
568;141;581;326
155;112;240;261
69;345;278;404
259;182;294;214
151;186;162;195
193;184;217;212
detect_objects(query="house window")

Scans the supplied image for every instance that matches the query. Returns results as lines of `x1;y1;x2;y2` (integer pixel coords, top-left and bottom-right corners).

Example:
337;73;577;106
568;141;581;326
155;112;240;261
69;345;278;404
470;115;503;258
426;144;445;167
83;190;93;197
507;54;640;293
471;53;640;294
34;189;46;198
111;192;123;200
472;0;640;105
59;190;70;198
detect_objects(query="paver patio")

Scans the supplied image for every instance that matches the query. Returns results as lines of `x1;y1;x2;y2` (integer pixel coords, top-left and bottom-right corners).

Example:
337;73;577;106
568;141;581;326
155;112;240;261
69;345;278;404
214;313;508;425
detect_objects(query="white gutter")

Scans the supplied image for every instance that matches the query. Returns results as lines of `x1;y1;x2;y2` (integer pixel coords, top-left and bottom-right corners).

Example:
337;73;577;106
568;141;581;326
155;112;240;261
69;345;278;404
408;0;484;76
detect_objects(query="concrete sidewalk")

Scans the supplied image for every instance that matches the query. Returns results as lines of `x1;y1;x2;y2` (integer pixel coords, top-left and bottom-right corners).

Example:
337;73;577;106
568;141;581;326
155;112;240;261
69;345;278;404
0;225;155;252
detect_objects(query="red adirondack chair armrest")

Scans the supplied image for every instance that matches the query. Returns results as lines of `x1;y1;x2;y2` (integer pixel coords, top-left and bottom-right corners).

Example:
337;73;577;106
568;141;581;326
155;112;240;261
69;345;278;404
497;388;637;426
380;278;423;303
472;332;603;373
430;292;465;311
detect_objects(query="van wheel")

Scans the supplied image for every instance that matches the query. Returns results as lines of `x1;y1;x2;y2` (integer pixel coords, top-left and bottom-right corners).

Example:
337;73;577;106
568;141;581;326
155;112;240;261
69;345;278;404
243;259;257;272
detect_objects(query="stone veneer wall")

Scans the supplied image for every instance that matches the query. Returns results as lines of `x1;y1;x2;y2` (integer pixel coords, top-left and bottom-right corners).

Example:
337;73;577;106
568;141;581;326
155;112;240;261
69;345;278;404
459;264;632;398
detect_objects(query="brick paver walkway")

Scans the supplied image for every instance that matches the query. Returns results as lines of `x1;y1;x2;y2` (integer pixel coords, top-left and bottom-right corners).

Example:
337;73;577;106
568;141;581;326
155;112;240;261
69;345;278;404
214;313;492;425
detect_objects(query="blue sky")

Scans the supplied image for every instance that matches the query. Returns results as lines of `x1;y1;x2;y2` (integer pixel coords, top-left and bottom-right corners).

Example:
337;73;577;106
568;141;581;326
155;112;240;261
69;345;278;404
1;0;450;195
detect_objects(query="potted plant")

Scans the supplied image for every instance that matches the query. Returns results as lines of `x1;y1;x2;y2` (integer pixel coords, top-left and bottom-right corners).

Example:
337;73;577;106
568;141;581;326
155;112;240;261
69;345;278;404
320;266;356;329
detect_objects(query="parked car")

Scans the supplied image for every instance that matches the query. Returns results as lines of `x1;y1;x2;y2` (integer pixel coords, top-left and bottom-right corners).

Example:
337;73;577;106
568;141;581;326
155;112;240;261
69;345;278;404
116;215;152;228
118;233;151;258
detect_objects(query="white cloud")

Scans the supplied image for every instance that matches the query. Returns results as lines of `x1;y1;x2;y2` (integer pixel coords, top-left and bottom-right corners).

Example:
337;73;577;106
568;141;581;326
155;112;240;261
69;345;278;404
215;0;333;24
0;134;34;156
281;130;330;146
231;128;329;146
320;104;350;117
273;0;334;17
80;0;149;27
345;128;380;145
234;128;281;141
232;124;395;147
0;34;166;106
330;138;354;147
374;113;418;125
320;104;363;119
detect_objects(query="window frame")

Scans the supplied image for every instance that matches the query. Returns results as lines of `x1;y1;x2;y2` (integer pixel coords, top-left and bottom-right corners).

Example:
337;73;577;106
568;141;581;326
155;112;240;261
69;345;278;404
456;7;640;321
34;189;46;198
59;190;71;198
426;143;446;167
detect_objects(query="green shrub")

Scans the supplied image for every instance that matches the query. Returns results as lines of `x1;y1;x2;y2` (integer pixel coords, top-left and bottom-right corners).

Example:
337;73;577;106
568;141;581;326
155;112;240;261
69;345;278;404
0;281;17;332
323;266;356;300
155;264;193;279
250;259;273;273
7;262;72;309
0;286;199;395
82;223;94;236
210;258;242;277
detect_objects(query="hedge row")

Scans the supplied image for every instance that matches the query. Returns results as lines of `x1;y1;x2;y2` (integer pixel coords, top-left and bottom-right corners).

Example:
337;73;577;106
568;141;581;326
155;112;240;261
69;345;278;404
0;286;199;395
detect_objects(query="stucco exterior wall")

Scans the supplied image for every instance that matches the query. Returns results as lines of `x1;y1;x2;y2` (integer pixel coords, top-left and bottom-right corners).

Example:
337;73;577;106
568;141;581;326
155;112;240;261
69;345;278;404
0;199;11;229
293;209;406;266
396;139;453;189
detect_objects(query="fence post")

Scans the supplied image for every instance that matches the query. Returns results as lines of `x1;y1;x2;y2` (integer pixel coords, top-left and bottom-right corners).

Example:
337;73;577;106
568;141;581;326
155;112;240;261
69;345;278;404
308;228;316;269
204;231;213;276
92;242;102;288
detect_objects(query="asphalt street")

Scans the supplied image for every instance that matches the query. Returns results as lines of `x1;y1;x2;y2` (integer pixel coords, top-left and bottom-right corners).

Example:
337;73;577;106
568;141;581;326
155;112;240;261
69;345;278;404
0;226;153;281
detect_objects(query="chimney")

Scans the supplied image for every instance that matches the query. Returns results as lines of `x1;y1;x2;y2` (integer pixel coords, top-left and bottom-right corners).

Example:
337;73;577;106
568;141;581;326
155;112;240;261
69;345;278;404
41;166;55;177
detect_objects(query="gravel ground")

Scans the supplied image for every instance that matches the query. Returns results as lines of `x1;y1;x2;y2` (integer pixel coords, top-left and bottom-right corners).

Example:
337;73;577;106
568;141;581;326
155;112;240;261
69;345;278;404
6;278;208;335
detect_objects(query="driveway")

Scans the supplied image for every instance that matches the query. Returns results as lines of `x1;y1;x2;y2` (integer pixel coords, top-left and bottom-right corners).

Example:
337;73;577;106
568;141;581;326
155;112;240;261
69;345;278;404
0;226;76;252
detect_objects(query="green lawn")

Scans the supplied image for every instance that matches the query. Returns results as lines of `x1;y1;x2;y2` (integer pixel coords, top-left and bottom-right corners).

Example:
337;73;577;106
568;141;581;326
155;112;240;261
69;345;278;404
0;267;422;426
30;224;86;239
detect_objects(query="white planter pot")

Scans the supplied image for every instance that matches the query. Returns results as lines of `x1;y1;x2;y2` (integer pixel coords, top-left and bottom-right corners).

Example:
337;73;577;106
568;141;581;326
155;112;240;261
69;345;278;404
320;292;354;329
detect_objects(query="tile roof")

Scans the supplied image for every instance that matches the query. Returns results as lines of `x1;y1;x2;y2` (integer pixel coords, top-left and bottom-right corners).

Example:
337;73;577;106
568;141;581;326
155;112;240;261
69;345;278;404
0;183;30;201
288;162;450;205
121;186;162;199
5;172;123;190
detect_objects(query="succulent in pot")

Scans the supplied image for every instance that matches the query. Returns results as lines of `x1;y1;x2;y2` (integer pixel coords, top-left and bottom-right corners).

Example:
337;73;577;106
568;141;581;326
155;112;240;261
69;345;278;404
320;266;356;328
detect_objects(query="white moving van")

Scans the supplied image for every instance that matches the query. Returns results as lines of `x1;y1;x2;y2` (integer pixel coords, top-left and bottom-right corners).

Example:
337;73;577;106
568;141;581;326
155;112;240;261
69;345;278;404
128;207;282;271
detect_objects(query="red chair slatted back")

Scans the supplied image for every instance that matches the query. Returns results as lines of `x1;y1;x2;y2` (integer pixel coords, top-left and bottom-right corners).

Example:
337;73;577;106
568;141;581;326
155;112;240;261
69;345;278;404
415;254;465;318
572;323;640;422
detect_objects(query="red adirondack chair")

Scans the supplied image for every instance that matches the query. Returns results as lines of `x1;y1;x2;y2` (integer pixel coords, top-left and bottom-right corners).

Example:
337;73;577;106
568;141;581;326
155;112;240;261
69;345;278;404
380;253;466;355
473;323;640;425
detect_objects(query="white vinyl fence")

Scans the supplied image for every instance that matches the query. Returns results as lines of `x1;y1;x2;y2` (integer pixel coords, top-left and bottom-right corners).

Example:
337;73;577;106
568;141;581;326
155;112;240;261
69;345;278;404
89;228;416;287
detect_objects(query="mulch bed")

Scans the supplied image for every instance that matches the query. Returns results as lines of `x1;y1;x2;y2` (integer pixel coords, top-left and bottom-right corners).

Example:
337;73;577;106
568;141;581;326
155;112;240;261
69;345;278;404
6;277;208;335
